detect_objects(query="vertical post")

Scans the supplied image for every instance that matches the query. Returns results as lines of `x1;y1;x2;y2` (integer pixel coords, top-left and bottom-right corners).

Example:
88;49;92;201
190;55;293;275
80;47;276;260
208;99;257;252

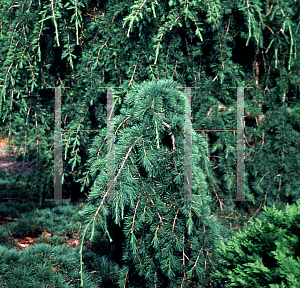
184;87;192;202
237;87;245;201
176;86;200;202
99;87;122;202
227;86;252;202
46;86;71;201
106;87;115;202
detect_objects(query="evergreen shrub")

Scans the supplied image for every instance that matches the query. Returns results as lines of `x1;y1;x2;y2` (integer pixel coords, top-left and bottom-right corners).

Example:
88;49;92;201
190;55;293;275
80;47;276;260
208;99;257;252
77;78;230;287
212;199;300;287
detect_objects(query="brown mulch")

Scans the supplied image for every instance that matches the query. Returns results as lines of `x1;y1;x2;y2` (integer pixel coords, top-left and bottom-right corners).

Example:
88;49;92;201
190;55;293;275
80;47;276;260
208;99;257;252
0;137;41;175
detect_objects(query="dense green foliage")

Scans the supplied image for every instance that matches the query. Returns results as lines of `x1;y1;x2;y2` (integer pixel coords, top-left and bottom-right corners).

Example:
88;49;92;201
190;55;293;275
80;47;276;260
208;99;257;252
0;0;299;226
78;78;230;287
0;202;117;288
213;199;300;287
0;0;299;287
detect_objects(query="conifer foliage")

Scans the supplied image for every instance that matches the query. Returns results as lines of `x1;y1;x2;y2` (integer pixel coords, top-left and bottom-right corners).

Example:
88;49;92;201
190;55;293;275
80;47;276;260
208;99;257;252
213;199;300;287
0;0;299;286
77;78;228;287
0;0;299;220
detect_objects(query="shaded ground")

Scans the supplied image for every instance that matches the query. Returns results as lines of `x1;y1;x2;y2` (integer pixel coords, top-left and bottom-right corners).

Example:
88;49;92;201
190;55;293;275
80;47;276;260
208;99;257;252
0;134;40;175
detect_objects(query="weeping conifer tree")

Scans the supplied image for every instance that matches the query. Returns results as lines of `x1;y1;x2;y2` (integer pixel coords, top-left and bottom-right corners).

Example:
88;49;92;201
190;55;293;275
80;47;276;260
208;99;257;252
77;78;228;288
